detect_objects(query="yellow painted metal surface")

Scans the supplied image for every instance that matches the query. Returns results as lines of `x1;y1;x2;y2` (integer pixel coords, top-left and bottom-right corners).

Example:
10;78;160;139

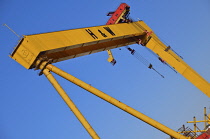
209;114;210;125
178;130;206;133
187;120;210;123
136;21;210;97
38;61;189;139
11;21;147;69
11;18;209;137
43;68;100;139
10;20;210;97
107;49;115;63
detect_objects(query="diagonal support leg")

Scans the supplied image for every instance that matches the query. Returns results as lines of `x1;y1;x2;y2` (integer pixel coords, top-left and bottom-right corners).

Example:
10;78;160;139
40;62;189;139
43;69;100;139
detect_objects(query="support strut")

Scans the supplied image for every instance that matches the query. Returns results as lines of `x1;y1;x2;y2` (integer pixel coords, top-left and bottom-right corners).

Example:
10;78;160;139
39;61;189;139
43;68;100;139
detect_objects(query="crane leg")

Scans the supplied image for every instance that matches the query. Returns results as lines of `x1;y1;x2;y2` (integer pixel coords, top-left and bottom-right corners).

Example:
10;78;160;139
39;61;189;139
43;68;100;139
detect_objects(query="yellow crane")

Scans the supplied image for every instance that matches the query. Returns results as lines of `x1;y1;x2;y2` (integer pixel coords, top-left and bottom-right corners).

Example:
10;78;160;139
177;107;210;139
9;3;209;139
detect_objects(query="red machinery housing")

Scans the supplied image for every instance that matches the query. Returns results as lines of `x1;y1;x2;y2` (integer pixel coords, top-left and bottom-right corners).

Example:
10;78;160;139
196;129;210;139
106;3;131;25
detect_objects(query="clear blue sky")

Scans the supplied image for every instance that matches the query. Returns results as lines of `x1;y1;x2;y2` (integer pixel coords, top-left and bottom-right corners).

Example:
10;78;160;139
0;0;210;139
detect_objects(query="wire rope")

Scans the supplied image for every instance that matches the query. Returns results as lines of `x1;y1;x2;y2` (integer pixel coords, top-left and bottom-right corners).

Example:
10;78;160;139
125;46;164;78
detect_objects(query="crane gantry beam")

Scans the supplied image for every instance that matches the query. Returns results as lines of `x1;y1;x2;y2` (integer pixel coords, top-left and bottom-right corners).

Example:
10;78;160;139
11;20;210;97
11;21;145;69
